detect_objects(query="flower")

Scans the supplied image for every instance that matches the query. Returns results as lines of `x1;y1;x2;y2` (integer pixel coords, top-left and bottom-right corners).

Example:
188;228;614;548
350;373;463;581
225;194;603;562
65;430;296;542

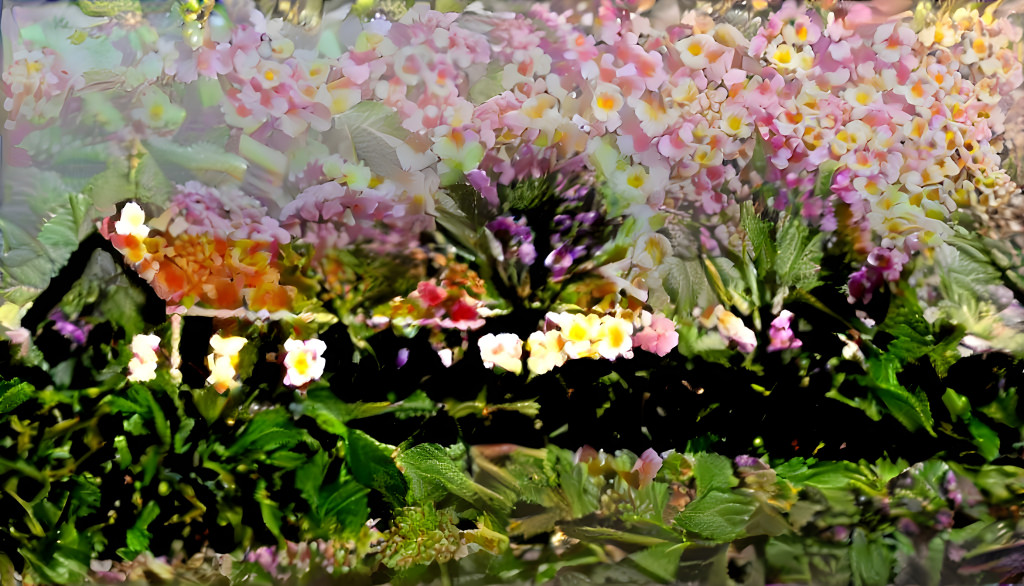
526;330;567;375
283;338;327;387
631;448;663;488
206;334;247;393
478;333;523;374
767;310;802;352
595;315;634;360
632;312;679;356
127;334;161;383
712;306;757;353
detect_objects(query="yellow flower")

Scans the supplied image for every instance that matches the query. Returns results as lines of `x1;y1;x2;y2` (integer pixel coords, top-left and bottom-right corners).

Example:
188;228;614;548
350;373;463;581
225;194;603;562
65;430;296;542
526;330;566;375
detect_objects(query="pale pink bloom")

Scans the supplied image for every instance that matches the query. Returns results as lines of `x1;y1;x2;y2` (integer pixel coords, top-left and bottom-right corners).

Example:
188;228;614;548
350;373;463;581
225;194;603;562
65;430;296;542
478;333;523;374
632;313;679;357
632;448;663;488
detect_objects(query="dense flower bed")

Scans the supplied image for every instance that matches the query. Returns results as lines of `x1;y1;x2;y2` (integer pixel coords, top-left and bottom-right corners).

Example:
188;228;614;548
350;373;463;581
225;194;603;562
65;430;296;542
1;0;1024;583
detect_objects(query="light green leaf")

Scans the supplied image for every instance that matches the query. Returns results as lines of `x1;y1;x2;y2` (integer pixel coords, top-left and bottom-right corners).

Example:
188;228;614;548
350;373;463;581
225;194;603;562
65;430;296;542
675;489;756;542
328;101;408;178
850;528;893;586
0;380;33;414
693;453;738;497
629;542;686;583
659;256;715;316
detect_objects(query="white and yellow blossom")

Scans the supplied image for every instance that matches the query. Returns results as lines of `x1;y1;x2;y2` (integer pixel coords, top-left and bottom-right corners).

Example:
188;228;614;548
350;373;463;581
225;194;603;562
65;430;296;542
283;338;327;387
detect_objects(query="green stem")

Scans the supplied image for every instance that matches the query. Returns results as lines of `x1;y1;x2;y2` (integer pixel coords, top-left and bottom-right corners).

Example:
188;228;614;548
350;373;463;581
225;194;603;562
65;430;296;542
439;560;453;586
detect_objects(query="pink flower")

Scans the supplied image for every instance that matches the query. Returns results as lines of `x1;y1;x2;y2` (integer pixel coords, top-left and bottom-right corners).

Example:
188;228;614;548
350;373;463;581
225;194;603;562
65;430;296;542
767;310;803;352
416;281;448;307
632;448;663;488
632;312;679;356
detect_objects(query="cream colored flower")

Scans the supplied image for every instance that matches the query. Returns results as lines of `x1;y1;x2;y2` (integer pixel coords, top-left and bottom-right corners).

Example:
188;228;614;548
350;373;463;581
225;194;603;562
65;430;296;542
478;333;523;374
526;330;567;375
127;333;161;383
206;334;247;394
115;202;149;240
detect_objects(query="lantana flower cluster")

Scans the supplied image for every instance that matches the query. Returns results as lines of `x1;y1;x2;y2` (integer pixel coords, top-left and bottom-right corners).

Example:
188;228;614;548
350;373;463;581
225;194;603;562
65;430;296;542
103;195;299;312
381;267;489;331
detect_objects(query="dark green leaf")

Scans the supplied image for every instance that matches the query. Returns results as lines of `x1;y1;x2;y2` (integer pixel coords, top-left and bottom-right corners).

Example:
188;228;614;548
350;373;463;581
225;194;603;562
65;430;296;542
345;429;407;505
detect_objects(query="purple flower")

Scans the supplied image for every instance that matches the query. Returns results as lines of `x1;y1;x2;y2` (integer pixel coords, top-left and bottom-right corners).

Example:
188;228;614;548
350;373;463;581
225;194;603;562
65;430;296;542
50;310;92;346
486;215;537;266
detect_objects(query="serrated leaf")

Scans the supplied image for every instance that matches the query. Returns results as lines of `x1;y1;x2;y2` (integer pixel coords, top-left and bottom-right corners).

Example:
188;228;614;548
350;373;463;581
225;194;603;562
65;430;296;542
740;201;775;276
775;218;823;290
143;137;247;184
0;380;33;414
814;160;841;199
659;256;715;315
967;417;1000;461
397;443;478;505
675;489;756;542
345;428;407;505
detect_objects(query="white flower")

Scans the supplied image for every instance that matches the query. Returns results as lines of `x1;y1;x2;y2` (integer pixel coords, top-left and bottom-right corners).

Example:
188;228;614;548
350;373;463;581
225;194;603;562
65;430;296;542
127;333;161;383
478;333;523;375
206;333;247;393
115;202;149;239
283;338;327;387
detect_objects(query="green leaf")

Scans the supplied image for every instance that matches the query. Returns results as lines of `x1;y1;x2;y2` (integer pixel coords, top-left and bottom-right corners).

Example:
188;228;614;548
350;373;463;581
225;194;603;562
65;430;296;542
859;357;935;436
814;160;841;198
774;218;824;290
397;443;477;505
740;201;776;276
0;380;33;414
659;256;715;316
118;501;159;560
850;528;893;586
967;417;1000;461
629;542;686;583
693;453;738;497
327;101;408;179
675;489;757;542
345;428;407;505
227;408;308;457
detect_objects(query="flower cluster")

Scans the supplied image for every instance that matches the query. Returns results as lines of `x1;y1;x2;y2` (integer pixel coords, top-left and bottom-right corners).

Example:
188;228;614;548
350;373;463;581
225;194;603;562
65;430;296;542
102;196;299;312
381;266;489;331
2;48;83;129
